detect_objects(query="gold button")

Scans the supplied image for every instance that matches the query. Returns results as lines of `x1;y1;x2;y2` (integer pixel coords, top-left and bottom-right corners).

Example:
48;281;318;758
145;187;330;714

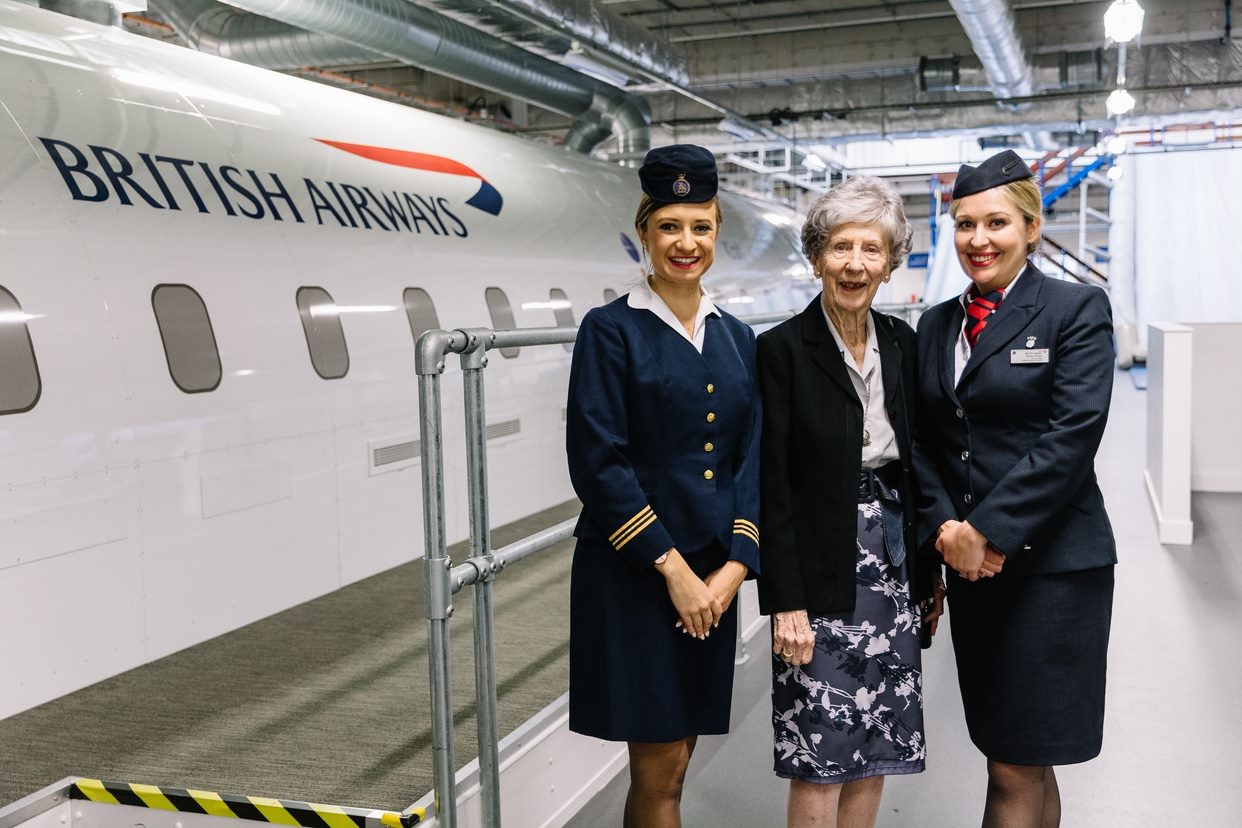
704;442;714;452
706;383;715;394
703;469;714;480
706;412;716;423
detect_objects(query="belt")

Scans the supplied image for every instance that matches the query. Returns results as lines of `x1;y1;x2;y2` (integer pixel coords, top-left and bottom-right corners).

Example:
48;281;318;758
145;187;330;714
858;461;902;503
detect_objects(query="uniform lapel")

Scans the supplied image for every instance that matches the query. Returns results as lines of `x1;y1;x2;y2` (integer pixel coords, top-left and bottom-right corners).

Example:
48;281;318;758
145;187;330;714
801;297;858;402
939;301;964;404
958;263;1045;387
874;310;901;423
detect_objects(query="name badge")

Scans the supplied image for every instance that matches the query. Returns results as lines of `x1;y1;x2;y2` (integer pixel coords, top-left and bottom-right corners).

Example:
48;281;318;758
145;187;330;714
1011;348;1050;364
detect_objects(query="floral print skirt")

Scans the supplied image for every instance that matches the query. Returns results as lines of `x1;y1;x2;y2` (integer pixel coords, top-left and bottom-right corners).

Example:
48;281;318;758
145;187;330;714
771;499;926;783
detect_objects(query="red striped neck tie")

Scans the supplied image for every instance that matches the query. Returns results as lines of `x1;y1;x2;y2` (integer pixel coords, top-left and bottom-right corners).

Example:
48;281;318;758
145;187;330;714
965;288;1004;348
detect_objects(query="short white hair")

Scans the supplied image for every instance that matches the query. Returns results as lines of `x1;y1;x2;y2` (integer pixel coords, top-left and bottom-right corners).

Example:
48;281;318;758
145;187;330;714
801;176;914;271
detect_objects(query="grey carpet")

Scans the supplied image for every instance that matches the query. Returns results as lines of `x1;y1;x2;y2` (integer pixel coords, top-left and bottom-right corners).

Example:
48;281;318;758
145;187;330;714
0;500;580;812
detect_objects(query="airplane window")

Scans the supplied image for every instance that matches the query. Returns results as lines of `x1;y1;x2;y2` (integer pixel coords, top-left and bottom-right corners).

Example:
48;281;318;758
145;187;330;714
549;288;575;353
151;284;222;393
603;288;619;304
403;287;441;345
296;287;349;380
0;286;41;414
484;287;520;359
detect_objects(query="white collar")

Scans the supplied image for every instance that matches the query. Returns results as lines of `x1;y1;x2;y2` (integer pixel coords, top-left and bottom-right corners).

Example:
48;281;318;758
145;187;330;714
628;277;720;338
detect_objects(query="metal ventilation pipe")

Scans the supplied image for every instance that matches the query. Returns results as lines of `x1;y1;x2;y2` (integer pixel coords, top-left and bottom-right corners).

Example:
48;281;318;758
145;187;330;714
948;0;1037;103
203;0;650;159
152;0;375;68
38;0;121;26
948;0;1051;147
429;0;690;87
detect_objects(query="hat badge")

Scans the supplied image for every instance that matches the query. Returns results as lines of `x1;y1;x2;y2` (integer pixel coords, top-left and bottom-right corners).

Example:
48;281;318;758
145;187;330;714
671;172;691;198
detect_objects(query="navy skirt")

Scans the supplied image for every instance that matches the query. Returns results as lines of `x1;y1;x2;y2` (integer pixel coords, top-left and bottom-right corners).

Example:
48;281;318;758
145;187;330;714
568;538;737;743
947;565;1114;765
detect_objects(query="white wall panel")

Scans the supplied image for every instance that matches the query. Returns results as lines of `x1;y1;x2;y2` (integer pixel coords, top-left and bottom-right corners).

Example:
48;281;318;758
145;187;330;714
1189;323;1242;493
0;538;147;720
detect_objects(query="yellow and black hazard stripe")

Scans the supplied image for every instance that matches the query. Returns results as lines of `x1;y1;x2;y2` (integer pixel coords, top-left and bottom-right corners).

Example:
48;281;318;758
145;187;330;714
609;505;656;551
71;779;425;828
733;519;759;546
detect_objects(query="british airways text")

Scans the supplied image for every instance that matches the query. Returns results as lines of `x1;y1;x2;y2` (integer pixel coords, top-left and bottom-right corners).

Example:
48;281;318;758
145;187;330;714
39;137;471;237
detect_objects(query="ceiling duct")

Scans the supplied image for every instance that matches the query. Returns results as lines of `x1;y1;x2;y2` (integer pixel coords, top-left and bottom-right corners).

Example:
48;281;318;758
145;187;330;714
948;0;1052;148
155;0;650;159
948;0;1037;105
151;0;375;68
422;0;690;88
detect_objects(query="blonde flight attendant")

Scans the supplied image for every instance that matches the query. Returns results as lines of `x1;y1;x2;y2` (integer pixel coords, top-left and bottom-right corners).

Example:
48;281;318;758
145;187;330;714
912;150;1117;827
565;145;761;828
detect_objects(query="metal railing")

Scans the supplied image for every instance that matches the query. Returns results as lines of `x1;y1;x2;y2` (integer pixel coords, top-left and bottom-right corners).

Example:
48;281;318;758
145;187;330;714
414;310;796;827
413;303;943;826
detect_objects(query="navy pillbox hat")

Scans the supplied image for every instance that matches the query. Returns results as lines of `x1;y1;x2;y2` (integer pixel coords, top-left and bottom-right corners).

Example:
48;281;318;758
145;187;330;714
639;144;718;204
952;149;1034;200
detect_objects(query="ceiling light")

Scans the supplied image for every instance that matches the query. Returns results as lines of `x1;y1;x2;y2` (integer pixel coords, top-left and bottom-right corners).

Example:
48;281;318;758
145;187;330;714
1106;135;1128;155
1104;0;1145;44
1105;88;1135;116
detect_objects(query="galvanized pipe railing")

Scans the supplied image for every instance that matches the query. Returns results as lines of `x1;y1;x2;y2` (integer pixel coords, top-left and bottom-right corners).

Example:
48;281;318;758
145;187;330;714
414;328;472;828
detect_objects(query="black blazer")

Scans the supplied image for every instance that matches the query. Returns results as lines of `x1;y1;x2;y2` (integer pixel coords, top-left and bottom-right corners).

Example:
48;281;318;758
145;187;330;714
757;297;933;615
911;264;1117;575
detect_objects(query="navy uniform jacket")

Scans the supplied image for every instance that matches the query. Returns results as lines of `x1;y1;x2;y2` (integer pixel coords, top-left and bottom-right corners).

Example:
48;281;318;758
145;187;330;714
757;299;933;614
566;297;761;575
911;264;1117;575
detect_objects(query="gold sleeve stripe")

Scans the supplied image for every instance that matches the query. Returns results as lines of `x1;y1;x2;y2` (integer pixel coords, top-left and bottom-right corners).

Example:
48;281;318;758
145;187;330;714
609;505;654;543
613;511;657;550
733;521;759;545
734;527;759;545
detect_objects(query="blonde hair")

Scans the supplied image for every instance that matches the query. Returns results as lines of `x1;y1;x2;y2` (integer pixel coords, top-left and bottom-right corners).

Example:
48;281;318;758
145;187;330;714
950;178;1043;254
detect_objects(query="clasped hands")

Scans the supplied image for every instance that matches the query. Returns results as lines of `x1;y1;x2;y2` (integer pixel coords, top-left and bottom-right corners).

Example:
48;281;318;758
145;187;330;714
937;519;1005;581
656;549;747;640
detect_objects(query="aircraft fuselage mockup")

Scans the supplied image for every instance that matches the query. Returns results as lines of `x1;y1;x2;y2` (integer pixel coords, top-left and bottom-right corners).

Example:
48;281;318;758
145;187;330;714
0;0;811;719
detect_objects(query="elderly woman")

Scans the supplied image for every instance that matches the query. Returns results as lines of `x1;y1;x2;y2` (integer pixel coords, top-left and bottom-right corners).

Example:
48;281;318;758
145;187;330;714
566;144;761;828
757;176;943;827
912;150;1116;827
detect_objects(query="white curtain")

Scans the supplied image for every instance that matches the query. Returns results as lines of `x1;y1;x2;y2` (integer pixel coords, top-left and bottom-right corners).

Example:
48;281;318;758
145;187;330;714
1112;149;1242;348
924;211;969;305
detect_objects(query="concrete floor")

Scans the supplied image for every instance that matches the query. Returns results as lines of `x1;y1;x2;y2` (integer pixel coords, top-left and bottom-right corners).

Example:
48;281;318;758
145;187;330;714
572;372;1242;827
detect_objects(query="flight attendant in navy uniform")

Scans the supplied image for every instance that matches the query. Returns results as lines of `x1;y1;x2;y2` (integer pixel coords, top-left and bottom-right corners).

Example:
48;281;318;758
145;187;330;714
565;145;760;828
912;150;1117;827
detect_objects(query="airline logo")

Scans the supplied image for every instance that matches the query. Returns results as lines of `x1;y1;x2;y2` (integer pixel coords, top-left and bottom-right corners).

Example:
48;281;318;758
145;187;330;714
316;139;503;216
37;136;505;238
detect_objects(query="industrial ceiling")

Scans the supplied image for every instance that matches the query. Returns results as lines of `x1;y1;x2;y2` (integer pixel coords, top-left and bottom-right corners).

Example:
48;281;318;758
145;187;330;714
59;0;1242;162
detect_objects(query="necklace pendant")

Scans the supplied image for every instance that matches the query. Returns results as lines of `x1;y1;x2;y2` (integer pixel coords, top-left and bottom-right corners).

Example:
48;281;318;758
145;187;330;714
862;428;871;446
